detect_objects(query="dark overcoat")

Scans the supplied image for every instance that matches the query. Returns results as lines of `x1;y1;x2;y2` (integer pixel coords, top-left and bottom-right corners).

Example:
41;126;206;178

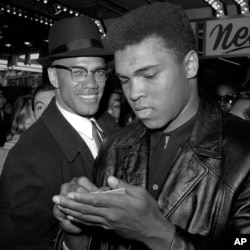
0;98;106;250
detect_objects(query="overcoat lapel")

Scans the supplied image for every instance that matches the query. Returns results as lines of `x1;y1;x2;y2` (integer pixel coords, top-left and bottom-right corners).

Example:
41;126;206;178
41;98;94;176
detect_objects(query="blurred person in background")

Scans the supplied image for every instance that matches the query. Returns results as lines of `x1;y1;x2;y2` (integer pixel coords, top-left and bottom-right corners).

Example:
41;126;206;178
32;84;55;120
3;101;13;115
106;92;121;124
214;82;239;112
3;95;35;150
95;74;122;134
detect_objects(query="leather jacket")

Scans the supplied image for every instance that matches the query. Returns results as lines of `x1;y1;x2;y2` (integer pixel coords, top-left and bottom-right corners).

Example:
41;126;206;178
92;96;250;250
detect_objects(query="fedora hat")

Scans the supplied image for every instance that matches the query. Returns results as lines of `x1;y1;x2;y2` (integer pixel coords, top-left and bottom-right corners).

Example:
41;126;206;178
38;15;112;67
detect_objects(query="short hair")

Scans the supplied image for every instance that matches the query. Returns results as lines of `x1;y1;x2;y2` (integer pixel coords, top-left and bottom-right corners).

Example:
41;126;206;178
32;84;55;111
108;2;195;62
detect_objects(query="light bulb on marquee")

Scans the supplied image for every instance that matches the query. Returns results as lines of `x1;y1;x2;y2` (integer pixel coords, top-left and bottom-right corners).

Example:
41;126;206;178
234;0;249;14
204;0;225;17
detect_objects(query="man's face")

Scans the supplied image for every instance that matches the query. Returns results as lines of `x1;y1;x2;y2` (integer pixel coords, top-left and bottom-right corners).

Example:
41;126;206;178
48;57;106;117
107;93;121;122
215;84;237;112
115;37;198;131
33;90;55;120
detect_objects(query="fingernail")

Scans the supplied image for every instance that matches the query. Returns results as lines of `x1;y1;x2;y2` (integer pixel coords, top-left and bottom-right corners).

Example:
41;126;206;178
53;196;60;204
108;176;118;185
67;193;75;200
67;215;74;221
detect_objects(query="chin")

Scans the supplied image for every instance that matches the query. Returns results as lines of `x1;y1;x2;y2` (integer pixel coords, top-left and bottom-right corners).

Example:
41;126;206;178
141;119;158;129
142;118;169;131
79;108;99;117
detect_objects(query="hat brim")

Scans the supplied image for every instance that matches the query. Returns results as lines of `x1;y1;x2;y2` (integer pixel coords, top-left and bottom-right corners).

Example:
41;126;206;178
38;47;113;67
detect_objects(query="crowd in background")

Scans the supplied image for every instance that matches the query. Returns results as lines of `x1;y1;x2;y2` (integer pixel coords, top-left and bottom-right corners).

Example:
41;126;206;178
0;84;55;172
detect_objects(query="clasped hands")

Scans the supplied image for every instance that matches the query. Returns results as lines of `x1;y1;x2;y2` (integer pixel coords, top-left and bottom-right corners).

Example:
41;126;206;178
52;176;175;248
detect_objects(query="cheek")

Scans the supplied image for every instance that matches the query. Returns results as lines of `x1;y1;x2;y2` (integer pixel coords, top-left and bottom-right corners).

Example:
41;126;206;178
98;82;106;93
37;108;44;115
59;81;76;102
122;85;130;101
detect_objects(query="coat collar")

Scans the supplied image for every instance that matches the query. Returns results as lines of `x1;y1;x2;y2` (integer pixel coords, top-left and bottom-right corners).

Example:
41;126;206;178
41;98;94;165
189;96;223;159
114;96;223;160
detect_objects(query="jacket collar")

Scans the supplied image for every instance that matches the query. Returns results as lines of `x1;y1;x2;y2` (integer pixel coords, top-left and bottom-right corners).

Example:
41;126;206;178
114;121;148;158
41;98;94;164
189;96;223;159
114;96;223;160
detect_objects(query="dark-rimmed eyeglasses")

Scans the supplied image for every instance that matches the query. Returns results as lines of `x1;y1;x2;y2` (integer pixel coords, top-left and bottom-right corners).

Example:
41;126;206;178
216;94;237;105
52;65;110;82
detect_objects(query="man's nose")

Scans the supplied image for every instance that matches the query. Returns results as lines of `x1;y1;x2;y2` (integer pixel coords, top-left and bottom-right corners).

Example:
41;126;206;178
129;80;145;101
81;73;98;88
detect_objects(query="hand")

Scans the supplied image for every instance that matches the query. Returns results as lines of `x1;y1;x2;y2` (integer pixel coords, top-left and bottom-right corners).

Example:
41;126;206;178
53;177;98;234
53;176;175;248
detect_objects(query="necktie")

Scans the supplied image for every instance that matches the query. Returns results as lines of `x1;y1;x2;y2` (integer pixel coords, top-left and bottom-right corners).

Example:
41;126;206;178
90;119;103;150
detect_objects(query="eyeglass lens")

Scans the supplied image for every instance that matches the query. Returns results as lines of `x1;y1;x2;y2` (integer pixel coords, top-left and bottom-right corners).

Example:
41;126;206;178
71;68;108;82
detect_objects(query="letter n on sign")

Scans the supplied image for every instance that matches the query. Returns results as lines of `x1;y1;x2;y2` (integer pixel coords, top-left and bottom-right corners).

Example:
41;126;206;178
203;16;250;58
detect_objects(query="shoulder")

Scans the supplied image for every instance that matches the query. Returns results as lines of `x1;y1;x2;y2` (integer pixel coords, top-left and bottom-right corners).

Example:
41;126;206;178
103;121;145;146
9;119;58;157
219;112;250;184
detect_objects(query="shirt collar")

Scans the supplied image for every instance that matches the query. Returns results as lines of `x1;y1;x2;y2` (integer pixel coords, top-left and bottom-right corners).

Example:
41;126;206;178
56;101;94;139
150;114;196;149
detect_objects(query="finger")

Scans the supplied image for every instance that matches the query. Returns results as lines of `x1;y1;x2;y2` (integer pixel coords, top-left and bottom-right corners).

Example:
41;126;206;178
54;193;125;219
53;204;67;220
77;177;98;192
53;194;102;214
107;176;143;197
55;197;110;228
60;183;85;196
107;176;120;189
69;191;130;209
67;214;111;230
60;177;98;196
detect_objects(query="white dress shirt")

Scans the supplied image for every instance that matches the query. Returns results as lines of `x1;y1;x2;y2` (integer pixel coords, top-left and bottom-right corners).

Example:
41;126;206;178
56;102;102;159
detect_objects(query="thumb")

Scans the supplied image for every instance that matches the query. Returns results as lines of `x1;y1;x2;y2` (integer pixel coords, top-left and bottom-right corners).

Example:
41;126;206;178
107;176;127;190
107;176;144;197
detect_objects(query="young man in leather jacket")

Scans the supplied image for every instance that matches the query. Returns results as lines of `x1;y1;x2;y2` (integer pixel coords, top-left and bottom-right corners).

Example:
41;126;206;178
52;2;250;249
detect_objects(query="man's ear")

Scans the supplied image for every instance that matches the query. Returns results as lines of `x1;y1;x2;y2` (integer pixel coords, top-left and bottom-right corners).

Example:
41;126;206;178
47;68;59;89
185;50;199;79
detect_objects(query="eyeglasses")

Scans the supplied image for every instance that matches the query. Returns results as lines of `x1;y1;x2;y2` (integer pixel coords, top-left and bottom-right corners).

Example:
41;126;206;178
216;94;237;105
52;65;110;82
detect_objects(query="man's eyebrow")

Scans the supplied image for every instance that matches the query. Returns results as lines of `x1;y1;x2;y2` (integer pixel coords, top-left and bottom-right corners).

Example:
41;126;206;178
135;64;160;74
35;101;45;106
71;65;106;69
116;64;160;78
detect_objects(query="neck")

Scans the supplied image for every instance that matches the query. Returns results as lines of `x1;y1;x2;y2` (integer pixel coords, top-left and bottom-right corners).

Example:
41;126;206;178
164;83;200;133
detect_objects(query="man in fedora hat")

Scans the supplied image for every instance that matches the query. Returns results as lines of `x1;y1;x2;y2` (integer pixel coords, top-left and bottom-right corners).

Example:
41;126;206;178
0;15;116;250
